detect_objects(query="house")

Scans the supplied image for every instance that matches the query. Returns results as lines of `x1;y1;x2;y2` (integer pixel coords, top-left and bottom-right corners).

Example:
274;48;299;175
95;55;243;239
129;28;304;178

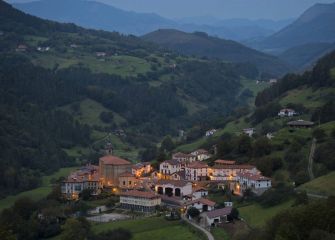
185;161;209;181
37;46;50;52
155;180;193;197
237;172;271;195
61;165;102;200
119;190;161;212
203;207;232;227
287;119;314;128
132;162;152;177
159;159;182;179
192;186;208;200
269;78;277;84
186;198;216;213
210;164;259;181
16;44;27;52
99;155;132;186
278;108;296;117
96;52;107;57
70;44;78;48
170;171;185;180
191;149;211;161
118;172;137;189
172;152;196;163
205;129;217;137
243;128;255;137
266;133;274;140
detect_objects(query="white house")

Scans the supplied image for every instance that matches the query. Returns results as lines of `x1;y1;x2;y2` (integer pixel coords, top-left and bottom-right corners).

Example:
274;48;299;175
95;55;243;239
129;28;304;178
205;129;217;137
191;149;211;161
185;161;209;181
278;108;296;117
186;198;216;213
210;164;259;181
203;207;232;227
159;159;182;178
192;186;209;200
155;180;193;197
119;190;161;212
243;128;255;137
237;172;271;195
172;152;196;163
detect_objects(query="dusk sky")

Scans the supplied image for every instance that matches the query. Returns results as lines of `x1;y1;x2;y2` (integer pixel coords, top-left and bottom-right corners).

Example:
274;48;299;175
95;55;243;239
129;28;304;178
7;0;335;20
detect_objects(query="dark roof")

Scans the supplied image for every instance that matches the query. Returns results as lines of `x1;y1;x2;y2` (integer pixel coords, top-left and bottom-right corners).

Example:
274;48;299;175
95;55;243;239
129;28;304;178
287;119;314;126
100;155;131;165
205;207;232;218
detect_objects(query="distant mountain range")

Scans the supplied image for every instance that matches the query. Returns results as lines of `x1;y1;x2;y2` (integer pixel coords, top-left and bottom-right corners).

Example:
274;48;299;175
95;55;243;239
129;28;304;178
251;2;335;54
143;29;290;77
13;0;291;41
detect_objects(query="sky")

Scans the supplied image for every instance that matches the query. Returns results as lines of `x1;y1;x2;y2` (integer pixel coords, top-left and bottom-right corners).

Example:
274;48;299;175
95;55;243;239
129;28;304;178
7;0;335;20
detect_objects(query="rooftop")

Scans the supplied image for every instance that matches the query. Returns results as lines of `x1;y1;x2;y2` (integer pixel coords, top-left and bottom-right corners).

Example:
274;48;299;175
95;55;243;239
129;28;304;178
187;161;208;169
205;207;232;219
162;159;180;165
212;164;256;170
191;198;216;207
214;160;236;165
119;172;135;178
120;190;159;199
157;179;192;187
100;155;131;165
238;172;271;181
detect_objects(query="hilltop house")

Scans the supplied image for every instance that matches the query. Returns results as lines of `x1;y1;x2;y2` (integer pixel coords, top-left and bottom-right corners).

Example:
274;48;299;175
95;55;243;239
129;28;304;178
287;119;314;128
243;128;255;137
16;44;27;52
205;129;217;137
185;161;209;181
37;46;50;52
172;152;196;163
190;149;211;161
278;108;296;117
119;190;161;212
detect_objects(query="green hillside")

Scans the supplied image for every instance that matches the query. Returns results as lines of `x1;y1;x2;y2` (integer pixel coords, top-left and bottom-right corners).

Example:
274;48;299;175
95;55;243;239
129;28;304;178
298;171;335;196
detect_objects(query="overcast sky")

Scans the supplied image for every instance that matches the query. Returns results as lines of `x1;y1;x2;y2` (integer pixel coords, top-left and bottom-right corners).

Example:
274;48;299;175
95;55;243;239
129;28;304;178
7;0;335;20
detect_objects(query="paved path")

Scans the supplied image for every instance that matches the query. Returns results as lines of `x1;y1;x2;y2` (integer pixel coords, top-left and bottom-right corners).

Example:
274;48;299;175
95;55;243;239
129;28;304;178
182;216;214;240
306;193;328;199
308;138;316;180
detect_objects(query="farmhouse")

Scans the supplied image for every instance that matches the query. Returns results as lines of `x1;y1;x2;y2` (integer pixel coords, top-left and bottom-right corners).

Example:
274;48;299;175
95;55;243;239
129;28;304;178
185;161;209;181
278;108;296;117
61;165;102;200
119;190;161;212
159;159;182;179
243;128;255;137
99;155;132;186
172;152;196;163
185;198;216;213
237;172;271;195
287;119;314;128
191;149;211;161
203;207;232;227
155;180;193;197
205;129;217;137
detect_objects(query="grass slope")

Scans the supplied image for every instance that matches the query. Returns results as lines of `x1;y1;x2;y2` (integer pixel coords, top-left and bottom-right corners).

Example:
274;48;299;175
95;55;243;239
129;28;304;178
298;171;335;196
0;167;77;211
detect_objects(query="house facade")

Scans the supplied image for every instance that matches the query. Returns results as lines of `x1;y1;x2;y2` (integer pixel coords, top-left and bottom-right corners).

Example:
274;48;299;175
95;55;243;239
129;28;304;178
186;198;216;213
119;190;161;212
237;172;271;195
99;155;132;186
191;149;211;161
159;159;182;178
155;180;192;197
185;161;209;181
203;207;232;227
278;108;296;117
210;164;259;181
118;172;137;189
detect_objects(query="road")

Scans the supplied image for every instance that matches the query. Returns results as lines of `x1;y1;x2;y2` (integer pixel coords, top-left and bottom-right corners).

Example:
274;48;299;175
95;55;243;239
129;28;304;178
182;216;214;240
307;138;316;180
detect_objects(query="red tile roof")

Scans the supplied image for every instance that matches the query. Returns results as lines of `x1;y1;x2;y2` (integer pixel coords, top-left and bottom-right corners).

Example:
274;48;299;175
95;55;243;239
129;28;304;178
100;155;131;165
215;160;236;165
206;207;232;218
119;172;135;178
187;161;208;169
212;164;256;170
162;159;180;165
191;198;216;207
120;190;159;199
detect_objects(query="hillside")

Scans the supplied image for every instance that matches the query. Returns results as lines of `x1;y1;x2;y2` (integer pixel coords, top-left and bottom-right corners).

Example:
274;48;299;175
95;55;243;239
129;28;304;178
143;29;291;77
255;2;335;53
0;0;262;195
279;42;335;70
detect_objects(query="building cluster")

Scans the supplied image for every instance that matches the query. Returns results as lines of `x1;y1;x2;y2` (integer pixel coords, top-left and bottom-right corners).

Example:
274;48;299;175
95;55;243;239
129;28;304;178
61;147;271;219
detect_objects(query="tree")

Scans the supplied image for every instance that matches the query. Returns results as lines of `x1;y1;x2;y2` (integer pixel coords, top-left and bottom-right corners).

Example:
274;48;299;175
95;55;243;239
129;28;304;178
80;188;93;201
237;135;252;155
253;137;272;157
160;136;175;152
312;128;326;142
228;208;239;221
99;112;114;123
61;218;91;240
187;207;200;219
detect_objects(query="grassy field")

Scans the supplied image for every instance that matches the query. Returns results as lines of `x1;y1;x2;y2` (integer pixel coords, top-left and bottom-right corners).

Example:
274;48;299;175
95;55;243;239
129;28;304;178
238;200;293;228
91;217;206;240
0;167;77;211
212;228;230;240
298;171;335;196
239;78;268;107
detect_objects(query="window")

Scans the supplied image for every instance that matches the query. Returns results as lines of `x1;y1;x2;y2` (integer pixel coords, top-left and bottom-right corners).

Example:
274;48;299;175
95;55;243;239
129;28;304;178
123;181;126;186
129;181;132;185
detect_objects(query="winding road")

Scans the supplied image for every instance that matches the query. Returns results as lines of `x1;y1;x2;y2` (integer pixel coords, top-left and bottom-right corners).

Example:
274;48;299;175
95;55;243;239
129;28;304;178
182;216;214;240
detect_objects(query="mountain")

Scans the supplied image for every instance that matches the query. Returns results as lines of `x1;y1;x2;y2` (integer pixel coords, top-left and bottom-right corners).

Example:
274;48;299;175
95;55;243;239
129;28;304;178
254;2;335;53
143;29;291;77
13;0;175;35
13;0;289;42
279;42;335;70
